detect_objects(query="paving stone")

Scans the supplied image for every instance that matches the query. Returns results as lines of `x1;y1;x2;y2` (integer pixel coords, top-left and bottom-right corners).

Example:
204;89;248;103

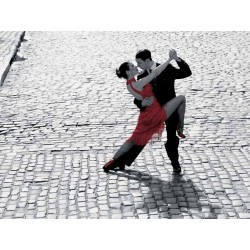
169;209;181;215
232;200;244;207
14;213;25;218
159;206;168;212
191;213;205;219
6;205;17;211
227;212;238;217
203;213;217;219
160;212;170;218
138;214;149;219
217;214;229;219
188;202;199;208
179;202;188;207
122;200;133;206
36;212;47;218
111;214;122;219
0;192;11;198
238;213;250;219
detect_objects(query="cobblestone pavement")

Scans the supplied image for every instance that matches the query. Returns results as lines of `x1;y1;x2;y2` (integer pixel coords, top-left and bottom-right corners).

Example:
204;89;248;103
0;31;250;219
0;31;24;86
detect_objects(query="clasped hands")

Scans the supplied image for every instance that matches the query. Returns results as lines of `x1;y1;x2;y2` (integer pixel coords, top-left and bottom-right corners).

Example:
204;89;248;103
169;49;179;61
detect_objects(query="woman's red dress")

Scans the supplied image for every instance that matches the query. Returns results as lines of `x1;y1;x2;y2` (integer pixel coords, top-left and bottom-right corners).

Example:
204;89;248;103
126;78;166;145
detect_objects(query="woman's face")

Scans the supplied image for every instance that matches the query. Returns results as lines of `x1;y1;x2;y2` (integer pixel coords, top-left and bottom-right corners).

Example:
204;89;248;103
128;63;139;77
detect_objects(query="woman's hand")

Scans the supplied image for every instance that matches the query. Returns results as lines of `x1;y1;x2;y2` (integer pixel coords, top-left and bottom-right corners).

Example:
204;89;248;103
169;49;176;59
169;49;178;60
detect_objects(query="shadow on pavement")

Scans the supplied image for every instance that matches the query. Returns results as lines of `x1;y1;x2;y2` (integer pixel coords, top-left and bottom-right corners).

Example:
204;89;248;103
14;55;27;62
109;169;222;219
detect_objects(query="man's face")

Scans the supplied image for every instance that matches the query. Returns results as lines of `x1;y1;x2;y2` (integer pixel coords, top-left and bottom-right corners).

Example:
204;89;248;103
136;58;150;70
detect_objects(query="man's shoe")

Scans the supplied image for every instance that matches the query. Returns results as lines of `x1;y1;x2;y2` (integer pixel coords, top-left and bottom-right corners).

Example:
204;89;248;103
172;161;181;174
173;166;181;173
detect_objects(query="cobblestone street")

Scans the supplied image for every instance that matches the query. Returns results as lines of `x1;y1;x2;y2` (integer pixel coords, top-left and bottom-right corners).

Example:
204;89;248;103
0;31;250;219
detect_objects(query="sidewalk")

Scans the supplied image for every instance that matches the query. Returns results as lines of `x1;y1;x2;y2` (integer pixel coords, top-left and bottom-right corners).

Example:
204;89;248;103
0;31;25;86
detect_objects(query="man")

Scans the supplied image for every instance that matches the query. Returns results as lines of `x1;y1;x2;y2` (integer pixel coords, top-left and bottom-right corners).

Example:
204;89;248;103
119;49;192;173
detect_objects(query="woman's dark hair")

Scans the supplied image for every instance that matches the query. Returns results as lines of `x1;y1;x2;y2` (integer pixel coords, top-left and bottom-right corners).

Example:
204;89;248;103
116;62;130;79
135;49;152;61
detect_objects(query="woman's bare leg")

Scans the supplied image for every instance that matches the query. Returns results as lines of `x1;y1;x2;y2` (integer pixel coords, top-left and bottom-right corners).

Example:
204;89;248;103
163;95;186;133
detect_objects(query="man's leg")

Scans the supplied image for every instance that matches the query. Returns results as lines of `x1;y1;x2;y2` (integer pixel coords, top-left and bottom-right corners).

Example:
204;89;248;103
162;95;186;173
164;110;181;172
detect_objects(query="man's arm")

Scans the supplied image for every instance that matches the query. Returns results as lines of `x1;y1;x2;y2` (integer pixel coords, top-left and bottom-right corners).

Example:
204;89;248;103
133;96;154;111
174;57;192;79
134;98;146;112
159;52;192;80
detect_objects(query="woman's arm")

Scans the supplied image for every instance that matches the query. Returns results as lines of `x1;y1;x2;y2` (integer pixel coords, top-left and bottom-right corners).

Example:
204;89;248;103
127;84;143;100
133;57;173;91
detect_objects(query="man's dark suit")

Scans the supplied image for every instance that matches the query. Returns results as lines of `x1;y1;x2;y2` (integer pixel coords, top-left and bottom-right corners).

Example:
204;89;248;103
118;58;192;168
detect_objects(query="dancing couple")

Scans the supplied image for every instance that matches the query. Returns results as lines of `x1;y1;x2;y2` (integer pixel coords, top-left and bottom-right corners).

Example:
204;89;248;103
103;49;192;173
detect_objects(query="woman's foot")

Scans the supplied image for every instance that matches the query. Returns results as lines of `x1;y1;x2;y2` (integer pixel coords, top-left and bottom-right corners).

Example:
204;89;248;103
103;159;116;172
177;124;186;138
103;160;125;172
178;131;186;139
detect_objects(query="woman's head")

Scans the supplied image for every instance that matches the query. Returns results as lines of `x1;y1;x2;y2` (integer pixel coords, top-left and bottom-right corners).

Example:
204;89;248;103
116;62;139;80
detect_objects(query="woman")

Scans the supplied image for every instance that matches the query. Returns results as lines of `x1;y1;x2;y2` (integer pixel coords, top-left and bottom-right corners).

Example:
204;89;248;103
103;50;186;172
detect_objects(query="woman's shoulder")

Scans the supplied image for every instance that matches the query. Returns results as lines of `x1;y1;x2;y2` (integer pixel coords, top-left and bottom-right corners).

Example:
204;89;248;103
127;78;136;85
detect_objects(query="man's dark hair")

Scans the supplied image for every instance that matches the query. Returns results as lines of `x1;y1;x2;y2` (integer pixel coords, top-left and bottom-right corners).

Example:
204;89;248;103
135;49;152;61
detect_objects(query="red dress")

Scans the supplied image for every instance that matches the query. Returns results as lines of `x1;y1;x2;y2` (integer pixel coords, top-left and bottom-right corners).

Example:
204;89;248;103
126;78;166;145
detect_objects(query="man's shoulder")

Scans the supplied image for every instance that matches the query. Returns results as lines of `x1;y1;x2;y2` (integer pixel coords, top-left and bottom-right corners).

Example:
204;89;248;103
156;61;174;69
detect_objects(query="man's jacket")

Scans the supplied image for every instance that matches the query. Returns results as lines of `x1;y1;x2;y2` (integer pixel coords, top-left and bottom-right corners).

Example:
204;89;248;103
135;58;192;110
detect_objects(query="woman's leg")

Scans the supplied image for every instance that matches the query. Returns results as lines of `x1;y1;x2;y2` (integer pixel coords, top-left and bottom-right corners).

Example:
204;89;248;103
113;141;135;160
103;140;136;172
163;95;186;133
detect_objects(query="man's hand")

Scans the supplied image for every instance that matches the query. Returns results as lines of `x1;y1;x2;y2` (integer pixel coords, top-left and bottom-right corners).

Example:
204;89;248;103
169;49;180;61
141;96;154;107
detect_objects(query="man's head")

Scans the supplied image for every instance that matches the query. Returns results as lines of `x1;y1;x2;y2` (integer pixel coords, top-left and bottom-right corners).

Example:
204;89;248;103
135;49;153;70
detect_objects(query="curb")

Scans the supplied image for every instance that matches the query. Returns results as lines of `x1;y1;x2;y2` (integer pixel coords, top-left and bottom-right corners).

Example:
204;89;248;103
0;31;25;86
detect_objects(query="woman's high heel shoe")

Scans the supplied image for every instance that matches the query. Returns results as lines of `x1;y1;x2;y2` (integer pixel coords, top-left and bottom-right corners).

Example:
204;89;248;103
103;159;116;172
177;124;186;139
178;131;186;139
103;159;126;172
